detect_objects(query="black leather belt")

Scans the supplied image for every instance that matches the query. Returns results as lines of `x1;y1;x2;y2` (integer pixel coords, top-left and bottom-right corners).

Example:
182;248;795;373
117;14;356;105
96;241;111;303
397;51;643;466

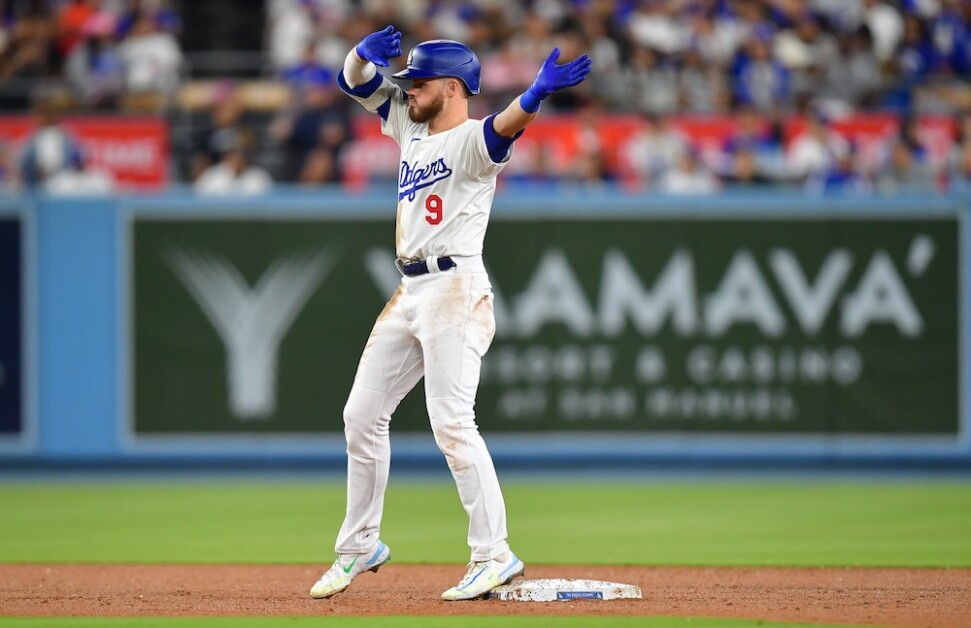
396;256;456;277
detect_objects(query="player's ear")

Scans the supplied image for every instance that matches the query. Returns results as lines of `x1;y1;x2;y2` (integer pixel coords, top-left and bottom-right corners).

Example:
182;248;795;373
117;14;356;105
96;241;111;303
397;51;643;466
447;77;464;98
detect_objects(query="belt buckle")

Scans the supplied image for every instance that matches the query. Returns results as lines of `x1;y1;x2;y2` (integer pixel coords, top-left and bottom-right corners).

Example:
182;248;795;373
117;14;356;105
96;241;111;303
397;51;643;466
396;258;424;276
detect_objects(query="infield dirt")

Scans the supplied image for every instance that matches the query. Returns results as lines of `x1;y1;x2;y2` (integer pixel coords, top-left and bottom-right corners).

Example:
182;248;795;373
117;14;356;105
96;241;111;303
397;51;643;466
3;564;970;627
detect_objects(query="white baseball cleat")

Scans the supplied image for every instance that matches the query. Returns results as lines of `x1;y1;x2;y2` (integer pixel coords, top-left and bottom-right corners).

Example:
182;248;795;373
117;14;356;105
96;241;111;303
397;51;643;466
309;540;391;599
441;551;525;601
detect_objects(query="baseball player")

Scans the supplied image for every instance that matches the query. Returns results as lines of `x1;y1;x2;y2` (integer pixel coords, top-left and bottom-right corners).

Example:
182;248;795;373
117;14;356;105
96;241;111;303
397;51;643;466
309;25;590;601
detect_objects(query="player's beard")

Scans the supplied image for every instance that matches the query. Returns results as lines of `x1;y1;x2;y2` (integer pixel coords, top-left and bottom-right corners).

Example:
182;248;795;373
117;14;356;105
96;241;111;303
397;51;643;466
408;88;446;123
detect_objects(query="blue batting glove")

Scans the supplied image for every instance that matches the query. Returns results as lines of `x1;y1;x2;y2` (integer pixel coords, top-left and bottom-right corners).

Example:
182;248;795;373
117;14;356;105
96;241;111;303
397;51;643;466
355;25;402;67
520;48;592;113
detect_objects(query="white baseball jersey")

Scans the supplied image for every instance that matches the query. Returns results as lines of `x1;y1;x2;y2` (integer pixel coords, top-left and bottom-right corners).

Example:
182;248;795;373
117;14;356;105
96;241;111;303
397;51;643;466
339;75;514;260
333;65;518;567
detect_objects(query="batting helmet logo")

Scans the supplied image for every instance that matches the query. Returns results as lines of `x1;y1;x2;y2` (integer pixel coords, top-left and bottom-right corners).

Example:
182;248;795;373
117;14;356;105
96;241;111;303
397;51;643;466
392;40;481;95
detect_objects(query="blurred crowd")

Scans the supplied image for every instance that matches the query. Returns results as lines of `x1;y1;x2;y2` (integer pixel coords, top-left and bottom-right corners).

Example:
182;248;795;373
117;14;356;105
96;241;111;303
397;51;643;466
0;0;183;106
1;0;970;194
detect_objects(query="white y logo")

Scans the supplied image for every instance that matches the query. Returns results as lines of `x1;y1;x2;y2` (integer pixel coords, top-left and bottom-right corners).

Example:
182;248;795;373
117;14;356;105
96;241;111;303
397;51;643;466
166;248;334;420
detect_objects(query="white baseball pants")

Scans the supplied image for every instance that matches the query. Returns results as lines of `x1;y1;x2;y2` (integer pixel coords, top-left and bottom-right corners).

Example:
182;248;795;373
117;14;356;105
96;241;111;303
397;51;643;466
334;255;510;562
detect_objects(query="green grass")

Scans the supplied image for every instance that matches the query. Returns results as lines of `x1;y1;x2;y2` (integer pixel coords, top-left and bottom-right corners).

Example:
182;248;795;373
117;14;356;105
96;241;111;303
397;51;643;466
1;481;969;567
0;618;878;628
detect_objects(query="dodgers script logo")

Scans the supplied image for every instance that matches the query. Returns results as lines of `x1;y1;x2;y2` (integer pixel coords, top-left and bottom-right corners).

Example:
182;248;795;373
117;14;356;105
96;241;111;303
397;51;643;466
399;158;453;201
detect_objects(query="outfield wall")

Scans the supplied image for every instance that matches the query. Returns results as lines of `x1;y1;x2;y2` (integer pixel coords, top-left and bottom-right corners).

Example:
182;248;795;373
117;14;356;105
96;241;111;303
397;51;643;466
2;188;970;467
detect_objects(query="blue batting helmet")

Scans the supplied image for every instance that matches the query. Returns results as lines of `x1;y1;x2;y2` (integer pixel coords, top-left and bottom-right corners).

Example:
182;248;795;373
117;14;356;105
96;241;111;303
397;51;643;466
392;40;481;95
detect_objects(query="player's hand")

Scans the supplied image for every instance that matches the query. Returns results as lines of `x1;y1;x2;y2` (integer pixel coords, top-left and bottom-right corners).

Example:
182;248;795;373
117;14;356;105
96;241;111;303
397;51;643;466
528;48;592;98
356;25;402;67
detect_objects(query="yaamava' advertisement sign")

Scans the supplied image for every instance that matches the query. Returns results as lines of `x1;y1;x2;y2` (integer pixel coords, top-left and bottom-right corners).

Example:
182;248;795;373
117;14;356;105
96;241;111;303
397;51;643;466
131;213;959;437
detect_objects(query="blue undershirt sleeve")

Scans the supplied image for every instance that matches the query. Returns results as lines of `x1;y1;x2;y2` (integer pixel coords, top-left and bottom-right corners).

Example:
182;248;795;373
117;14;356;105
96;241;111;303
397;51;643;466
483;113;524;163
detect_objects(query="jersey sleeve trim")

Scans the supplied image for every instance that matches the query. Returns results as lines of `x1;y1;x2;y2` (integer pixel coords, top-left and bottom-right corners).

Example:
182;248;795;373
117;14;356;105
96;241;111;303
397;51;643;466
376;98;392;122
337;70;383;100
483;113;524;164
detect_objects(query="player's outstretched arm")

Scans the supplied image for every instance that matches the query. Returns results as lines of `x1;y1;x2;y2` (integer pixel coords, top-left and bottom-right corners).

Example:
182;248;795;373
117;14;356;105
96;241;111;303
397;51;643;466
343;25;402;88
492;48;592;138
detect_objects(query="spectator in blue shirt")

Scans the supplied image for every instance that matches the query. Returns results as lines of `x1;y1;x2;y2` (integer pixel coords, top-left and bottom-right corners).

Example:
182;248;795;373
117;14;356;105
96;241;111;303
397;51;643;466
732;25;791;112
19;100;84;188
931;0;971;75
280;41;335;91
